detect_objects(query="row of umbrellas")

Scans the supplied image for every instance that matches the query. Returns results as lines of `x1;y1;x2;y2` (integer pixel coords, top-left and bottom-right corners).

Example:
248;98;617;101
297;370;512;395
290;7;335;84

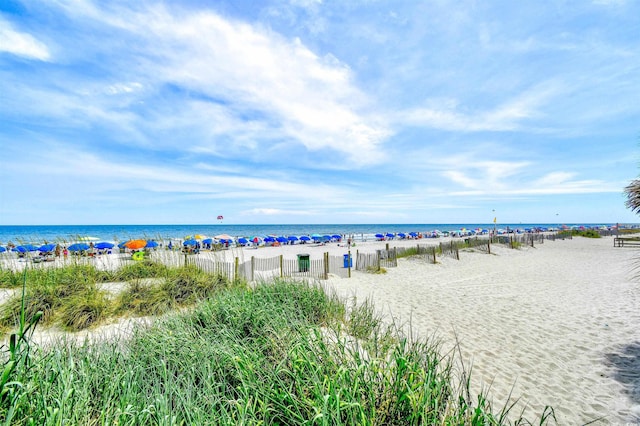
0;239;161;254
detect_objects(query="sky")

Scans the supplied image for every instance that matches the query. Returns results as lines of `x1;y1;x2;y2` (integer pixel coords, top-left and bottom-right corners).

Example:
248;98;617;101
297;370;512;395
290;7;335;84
1;0;639;226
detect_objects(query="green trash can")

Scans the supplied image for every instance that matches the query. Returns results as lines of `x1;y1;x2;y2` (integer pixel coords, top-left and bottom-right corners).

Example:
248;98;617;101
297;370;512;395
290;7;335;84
297;253;310;272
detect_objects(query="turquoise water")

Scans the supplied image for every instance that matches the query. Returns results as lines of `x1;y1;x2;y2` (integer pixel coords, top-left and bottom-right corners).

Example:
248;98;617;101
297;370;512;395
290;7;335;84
0;223;617;245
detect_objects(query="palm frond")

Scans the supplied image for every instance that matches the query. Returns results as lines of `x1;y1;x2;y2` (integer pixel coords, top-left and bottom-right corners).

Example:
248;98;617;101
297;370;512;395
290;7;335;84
624;179;640;214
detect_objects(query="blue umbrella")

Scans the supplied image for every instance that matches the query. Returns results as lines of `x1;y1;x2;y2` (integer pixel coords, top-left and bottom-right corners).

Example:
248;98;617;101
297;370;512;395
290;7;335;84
311;235;322;241
288;235;299;241
203;238;213;245
322;235;332;241
299;235;311;241
375;233;384;239
276;236;288;243
398;233;406;239
118;241;128;248
183;239;197;246
409;232;418;237
331;234;341;240
145;241;159;248
39;244;56;252
68;243;90;252
95;242;115;249
15;244;38;252
264;236;276;243
0;247;6;253
386;233;395;239
238;237;249;244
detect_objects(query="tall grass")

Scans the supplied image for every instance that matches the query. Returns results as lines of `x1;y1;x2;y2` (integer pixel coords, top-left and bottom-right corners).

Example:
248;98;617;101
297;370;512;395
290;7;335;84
0;260;239;333
0;280;554;424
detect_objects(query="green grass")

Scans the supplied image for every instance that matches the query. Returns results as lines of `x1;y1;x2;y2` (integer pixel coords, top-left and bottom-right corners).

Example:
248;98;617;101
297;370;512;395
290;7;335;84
0;260;240;333
558;229;601;238
0;280;555;424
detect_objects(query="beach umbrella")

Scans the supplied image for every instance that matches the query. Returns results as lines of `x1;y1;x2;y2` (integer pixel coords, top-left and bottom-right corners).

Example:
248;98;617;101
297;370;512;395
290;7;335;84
38;244;56;252
252;236;262;244
215;234;234;241
124;239;147;250
16;244;39;252
311;235;322;241
331;234;341;240
386;233;395;239
13;246;28;253
299;235;311;241
322;235;332;241
202;238;213;245
145;241;159;248
117;241;128;248
375;233;384;239
398;233;406;239
264;236;275;243
276;236;288;243
0;247;6;253
288;235;299;241
95;242;115;250
68;243;90;252
238;237;249;245
409;232;418;237
183;239;197;246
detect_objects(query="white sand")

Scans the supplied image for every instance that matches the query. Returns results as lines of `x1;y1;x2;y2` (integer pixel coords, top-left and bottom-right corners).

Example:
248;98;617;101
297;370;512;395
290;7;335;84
324;236;640;424
3;236;638;423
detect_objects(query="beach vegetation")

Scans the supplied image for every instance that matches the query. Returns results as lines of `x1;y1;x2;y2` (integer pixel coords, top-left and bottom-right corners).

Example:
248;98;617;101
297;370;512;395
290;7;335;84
558;229;601;238
0;261;241;333
0;279;553;424
365;265;387;274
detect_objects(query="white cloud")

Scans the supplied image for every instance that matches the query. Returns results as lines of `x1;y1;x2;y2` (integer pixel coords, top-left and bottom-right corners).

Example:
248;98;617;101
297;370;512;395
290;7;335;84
0;18;51;61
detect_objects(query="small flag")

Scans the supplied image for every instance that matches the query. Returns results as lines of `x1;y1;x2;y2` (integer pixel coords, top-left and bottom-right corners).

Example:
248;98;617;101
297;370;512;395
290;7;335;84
493;217;497;223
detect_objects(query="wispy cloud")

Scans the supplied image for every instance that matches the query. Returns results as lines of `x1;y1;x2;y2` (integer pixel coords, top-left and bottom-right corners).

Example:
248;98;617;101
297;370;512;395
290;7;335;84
0;17;51;61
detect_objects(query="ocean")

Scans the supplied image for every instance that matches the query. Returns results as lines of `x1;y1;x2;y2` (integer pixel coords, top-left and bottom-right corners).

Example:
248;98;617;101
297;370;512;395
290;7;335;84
0;223;616;245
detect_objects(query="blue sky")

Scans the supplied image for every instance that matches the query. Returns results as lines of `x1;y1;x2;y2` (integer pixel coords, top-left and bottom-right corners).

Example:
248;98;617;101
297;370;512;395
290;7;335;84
1;0;639;225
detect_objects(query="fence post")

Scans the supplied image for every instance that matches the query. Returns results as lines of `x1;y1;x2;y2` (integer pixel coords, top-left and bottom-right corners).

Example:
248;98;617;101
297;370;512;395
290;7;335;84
432;246;436;263
280;254;283;278
234;257;239;281
348;250;351;278
251;256;255;281
377;251;381;272
184;252;188;268
394;247;397;267
487;241;491;255
324;252;329;280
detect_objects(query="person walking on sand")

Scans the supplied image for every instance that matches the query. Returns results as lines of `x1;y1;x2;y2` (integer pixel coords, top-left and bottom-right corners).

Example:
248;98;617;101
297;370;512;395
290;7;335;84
55;244;61;258
63;247;68;258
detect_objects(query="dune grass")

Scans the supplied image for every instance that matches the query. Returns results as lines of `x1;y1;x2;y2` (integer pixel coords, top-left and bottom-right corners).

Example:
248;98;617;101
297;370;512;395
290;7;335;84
0;279;555;424
0;260;239;333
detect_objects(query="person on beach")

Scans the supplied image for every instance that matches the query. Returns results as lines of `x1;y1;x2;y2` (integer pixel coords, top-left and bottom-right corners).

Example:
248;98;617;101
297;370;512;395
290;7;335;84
55;244;61;257
63;247;68;258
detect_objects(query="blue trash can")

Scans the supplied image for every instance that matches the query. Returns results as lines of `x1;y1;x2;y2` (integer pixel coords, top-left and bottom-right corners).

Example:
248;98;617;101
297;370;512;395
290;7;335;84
343;253;352;268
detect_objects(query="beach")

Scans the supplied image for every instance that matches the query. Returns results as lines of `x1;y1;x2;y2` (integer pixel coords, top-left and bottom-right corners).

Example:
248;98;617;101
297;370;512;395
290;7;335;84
321;236;639;424
1;235;638;424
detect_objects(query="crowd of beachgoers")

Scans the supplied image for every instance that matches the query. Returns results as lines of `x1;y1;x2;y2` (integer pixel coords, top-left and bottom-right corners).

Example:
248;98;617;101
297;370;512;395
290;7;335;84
0;223;622;259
